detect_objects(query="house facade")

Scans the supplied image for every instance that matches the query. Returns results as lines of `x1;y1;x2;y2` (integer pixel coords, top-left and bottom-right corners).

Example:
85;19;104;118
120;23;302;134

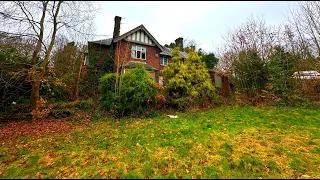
88;16;187;85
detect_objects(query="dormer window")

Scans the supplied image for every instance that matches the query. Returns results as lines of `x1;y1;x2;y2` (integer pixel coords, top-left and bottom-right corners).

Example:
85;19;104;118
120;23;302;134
132;45;146;60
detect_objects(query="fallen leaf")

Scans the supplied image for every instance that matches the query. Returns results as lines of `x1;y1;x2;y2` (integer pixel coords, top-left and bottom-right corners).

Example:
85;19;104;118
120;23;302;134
265;166;270;173
36;172;42;179
301;174;310;178
123;148;129;154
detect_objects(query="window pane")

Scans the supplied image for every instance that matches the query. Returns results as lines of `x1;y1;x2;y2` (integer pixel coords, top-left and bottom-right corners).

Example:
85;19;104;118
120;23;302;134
131;49;136;58
160;57;163;65
137;46;142;51
141;47;146;52
137;51;141;58
132;45;136;50
161;57;167;65
142;52;146;59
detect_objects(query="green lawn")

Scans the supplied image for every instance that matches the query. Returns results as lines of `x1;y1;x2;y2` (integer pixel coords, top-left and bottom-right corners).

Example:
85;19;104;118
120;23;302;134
1;106;320;178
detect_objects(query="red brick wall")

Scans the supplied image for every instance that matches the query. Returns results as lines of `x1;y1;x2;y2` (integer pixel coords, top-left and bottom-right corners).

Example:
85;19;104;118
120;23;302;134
114;40;172;82
114;41;160;67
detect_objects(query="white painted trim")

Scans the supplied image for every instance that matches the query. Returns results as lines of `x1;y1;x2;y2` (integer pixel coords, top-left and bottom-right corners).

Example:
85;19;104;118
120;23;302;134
141;31;144;43
160;56;168;66
144;33;148;43
131;45;147;60
137;30;140;42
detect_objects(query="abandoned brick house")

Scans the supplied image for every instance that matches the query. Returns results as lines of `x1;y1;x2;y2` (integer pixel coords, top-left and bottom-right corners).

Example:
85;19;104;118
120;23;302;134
87;16;188;86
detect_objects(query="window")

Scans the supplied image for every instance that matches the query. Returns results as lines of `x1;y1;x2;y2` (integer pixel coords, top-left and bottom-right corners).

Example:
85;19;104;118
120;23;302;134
215;74;222;88
131;45;146;60
160;56;168;66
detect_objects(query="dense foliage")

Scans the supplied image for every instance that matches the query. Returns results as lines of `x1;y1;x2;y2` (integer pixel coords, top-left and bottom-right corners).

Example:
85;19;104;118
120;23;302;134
267;46;296;100
0;42;31;111
98;73;119;113
232;49;268;97
50;42;82;101
201;52;219;69
162;47;216;109
99;64;156;116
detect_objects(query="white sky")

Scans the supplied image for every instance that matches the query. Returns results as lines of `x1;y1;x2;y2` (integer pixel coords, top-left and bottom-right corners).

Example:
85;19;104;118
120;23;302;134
93;1;296;53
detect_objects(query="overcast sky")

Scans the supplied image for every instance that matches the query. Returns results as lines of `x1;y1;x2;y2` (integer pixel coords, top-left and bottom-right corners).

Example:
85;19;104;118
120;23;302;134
93;1;297;53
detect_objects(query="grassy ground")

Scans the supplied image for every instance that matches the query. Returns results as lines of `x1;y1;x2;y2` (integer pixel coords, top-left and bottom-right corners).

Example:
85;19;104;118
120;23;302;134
0;105;320;178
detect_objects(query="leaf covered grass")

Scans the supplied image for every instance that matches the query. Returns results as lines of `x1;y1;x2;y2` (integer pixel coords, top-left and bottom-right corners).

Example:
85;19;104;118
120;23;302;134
0;105;320;178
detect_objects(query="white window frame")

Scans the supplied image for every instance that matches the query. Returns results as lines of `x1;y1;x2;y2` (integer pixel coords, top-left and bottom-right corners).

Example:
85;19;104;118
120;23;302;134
131;45;146;60
160;56;168;66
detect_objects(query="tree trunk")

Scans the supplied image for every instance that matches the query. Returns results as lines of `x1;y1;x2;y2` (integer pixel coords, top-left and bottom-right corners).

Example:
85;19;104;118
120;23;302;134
74;50;85;101
29;1;48;112
30;1;62;114
30;78;40;111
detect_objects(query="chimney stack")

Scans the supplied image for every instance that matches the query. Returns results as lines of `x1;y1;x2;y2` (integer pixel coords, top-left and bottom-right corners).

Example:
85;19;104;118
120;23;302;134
175;37;183;51
113;16;122;41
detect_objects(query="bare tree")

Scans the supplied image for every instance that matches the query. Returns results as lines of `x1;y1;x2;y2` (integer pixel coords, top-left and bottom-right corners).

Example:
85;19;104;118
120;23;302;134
215;45;237;73
0;1;99;116
222;16;279;62
287;1;320;57
183;38;198;51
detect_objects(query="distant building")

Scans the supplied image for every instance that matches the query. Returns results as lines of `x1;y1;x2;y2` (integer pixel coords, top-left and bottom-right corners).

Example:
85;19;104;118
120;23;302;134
293;70;320;79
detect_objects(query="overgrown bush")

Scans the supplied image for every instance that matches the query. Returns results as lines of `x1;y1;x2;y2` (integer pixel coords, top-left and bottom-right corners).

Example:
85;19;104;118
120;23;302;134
52;42;82;100
41;79;69;102
0;42;31;111
154;85;167;109
98;73;120;112
99;64;156;116
231;49;268;98
162;47;217;110
120;64;157;114
267;46;296;101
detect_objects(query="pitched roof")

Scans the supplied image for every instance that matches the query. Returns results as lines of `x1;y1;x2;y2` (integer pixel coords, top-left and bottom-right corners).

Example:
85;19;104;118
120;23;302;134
114;24;164;51
91;38;113;46
160;47;188;59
